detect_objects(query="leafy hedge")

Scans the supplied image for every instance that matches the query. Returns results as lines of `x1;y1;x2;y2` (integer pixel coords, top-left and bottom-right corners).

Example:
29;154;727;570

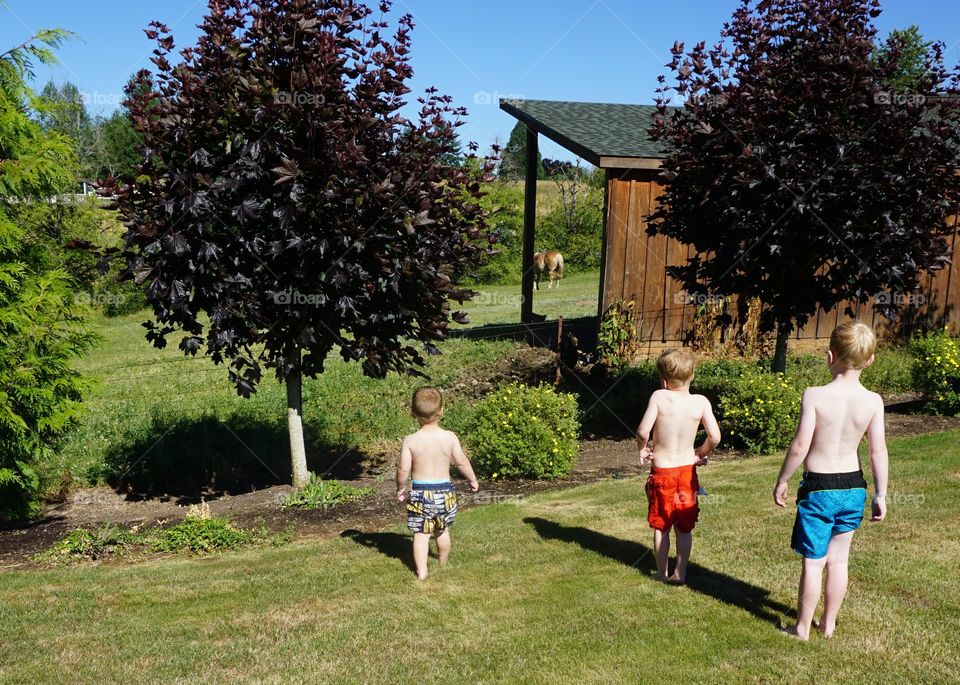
463;383;579;479
911;329;960;415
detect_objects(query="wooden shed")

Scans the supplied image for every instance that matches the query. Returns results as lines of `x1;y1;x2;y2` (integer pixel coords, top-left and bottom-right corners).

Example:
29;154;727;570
500;98;960;351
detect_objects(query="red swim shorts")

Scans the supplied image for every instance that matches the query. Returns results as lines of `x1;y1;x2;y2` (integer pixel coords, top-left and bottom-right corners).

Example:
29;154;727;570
645;464;699;533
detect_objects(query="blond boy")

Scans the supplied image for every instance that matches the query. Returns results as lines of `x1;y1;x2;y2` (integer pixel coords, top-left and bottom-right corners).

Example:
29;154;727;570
636;348;721;584
396;387;479;580
775;321;889;640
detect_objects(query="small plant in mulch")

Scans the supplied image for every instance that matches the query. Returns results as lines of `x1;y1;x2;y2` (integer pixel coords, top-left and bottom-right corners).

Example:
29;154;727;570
280;474;373;510
35;501;292;564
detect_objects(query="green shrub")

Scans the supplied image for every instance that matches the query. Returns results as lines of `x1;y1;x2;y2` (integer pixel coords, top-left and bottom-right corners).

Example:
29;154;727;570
150;516;255;554
717;369;802;455
911;329;960;415
280;474;372;510
465;382;579;479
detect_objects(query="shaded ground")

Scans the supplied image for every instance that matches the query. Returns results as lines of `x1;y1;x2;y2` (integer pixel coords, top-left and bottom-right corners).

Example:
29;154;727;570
2;391;956;570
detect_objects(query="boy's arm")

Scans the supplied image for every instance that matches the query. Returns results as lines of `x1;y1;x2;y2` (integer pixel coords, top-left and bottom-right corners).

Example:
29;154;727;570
774;390;815;507
866;396;888;521
635;396;658;464
696;397;722;465
396;437;412;502
451;434;479;492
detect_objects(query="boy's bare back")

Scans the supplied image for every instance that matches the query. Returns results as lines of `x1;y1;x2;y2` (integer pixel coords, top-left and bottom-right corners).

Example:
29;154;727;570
637;388;720;468
798;381;885;474
401;426;466;481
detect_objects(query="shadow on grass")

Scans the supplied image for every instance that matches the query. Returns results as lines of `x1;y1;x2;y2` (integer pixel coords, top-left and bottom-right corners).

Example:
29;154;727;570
92;412;380;504
341;530;416;573
524;517;793;625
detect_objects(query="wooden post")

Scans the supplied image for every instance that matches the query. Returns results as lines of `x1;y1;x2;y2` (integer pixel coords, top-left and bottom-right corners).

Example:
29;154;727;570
555;316;564;386
596;169;610;320
521;126;538;325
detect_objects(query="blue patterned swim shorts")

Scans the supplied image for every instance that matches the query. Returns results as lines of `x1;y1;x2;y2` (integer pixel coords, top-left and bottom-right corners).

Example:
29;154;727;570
791;470;868;559
406;481;457;535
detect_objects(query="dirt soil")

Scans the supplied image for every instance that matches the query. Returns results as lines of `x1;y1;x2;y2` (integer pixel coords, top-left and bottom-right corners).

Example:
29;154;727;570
1;394;956;570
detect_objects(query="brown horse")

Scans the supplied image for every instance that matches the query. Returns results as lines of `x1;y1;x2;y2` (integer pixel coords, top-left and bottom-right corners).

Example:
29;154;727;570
533;250;564;290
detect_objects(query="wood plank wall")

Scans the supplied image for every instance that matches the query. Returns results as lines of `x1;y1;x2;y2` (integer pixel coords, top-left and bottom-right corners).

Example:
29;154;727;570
600;169;960;344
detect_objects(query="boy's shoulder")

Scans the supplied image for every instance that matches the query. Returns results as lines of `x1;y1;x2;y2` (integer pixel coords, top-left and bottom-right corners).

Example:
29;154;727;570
405;427;458;441
802;383;883;405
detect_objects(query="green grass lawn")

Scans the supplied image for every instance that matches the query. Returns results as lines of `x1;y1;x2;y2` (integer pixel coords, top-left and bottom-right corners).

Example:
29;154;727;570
5;429;958;684
461;269;600;327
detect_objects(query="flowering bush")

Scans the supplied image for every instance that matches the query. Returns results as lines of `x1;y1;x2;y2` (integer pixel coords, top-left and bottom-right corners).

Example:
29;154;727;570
718;369;801;455
911;329;960;415
464;383;579;479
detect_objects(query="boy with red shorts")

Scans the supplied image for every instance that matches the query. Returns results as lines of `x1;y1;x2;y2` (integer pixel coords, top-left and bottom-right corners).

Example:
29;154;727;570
636;348;721;584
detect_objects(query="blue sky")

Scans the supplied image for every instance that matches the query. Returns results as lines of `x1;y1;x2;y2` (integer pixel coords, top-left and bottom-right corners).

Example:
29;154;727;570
3;0;959;162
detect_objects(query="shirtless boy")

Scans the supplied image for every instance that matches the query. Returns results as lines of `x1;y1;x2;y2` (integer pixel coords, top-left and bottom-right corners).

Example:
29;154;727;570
396;387;479;580
636;348;721;584
775;321;889;640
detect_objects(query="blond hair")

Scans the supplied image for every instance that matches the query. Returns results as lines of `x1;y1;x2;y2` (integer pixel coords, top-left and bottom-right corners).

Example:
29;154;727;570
830;321;876;370
411;386;443;424
656;348;695;386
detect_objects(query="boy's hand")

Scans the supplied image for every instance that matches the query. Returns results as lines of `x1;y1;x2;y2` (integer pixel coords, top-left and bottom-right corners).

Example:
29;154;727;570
396;488;407;503
774;481;788;508
695;454;709;466
638;446;653;465
468;479;479;492
871;494;886;521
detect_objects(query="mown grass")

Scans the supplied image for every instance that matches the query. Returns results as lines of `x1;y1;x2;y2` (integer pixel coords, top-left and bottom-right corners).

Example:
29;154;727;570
4;429;958;684
460;269;600;327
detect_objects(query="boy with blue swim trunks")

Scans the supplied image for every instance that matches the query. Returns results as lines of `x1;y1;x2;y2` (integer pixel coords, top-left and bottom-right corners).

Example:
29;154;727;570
396;387;479;580
774;322;889;640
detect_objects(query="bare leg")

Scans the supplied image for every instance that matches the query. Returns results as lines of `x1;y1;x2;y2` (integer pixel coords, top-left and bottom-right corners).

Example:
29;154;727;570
782;556;826;640
435;529;451;566
820;531;854;637
653;528;671;580
669;531;692;584
412;533;430;580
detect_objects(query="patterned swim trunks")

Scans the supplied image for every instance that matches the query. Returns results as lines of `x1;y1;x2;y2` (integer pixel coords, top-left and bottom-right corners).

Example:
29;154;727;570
406;481;457;535
791;470;868;559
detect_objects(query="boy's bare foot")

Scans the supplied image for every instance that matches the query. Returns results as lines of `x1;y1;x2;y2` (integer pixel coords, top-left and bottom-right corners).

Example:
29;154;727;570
666;574;686;586
812;619;836;638
778;623;810;641
416;572;428;580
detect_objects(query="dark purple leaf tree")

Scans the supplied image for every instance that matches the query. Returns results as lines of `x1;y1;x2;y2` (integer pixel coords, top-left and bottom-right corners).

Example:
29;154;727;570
649;0;960;371
112;0;496;485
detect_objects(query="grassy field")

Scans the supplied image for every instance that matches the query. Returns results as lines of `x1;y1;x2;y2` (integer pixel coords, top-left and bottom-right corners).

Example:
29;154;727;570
461;269;600;327
3;429;958;683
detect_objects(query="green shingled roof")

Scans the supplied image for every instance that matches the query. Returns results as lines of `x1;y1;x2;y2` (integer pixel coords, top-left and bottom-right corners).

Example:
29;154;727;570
499;99;668;165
